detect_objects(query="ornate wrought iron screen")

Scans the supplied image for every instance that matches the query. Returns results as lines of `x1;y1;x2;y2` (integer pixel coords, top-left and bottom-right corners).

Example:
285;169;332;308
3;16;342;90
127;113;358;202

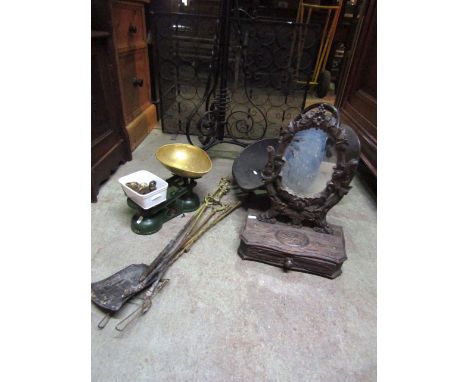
149;5;323;141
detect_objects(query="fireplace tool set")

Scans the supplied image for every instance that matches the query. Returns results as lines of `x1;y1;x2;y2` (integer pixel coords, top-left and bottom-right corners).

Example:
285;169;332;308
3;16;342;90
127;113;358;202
92;177;241;331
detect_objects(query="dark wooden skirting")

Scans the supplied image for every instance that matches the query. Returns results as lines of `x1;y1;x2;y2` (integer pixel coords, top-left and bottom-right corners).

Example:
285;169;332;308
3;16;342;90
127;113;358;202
91;140;128;202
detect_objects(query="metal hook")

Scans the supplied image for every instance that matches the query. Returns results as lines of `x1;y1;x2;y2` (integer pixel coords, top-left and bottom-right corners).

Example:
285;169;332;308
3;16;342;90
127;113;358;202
97;313;112;329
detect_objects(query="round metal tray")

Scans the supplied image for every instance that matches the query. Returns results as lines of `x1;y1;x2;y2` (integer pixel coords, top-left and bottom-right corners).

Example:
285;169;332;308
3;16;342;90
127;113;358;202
232;138;279;191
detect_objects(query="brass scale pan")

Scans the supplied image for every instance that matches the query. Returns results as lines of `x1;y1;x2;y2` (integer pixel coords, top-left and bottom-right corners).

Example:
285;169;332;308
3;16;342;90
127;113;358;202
156;143;212;178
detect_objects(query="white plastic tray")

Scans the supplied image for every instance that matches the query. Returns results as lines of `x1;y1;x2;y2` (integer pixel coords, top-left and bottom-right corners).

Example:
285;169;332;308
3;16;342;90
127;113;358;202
118;170;168;210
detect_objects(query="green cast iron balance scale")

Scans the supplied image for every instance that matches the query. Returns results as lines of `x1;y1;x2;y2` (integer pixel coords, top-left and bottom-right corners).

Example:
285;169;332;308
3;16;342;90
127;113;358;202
127;143;212;235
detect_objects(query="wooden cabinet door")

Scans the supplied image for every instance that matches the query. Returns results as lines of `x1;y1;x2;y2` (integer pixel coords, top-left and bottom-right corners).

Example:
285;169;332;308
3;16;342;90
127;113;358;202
91;34;131;201
336;0;377;179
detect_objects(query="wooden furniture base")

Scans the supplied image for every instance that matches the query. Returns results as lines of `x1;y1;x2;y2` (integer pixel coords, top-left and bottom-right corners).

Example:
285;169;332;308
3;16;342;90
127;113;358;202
127;104;157;150
238;209;347;279
111;0;157;152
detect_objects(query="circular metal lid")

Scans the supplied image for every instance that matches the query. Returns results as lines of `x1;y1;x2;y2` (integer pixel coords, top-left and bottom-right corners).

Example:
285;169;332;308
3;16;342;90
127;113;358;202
232;138;279;191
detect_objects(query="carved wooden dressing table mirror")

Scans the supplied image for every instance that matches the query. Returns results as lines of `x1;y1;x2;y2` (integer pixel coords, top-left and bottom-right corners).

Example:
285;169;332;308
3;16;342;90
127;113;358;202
234;103;361;278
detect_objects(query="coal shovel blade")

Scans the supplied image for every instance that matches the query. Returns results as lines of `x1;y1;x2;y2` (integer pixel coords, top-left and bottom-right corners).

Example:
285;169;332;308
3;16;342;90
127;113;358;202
91;264;149;313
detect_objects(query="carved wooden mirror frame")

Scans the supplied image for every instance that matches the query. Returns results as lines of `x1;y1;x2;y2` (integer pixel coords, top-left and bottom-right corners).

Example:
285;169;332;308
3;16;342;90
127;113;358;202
259;103;360;234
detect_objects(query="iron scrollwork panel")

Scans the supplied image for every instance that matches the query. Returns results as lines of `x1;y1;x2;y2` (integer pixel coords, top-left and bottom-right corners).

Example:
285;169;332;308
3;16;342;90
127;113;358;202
150;10;322;141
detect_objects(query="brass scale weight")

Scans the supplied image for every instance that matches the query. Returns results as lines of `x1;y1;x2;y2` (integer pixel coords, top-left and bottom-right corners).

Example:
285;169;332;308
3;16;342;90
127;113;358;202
92;177;241;331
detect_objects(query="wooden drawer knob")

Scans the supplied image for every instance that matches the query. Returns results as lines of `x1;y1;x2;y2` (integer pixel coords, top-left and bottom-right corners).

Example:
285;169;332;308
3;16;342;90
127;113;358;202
283;257;293;272
128;24;137;34
132;77;144;87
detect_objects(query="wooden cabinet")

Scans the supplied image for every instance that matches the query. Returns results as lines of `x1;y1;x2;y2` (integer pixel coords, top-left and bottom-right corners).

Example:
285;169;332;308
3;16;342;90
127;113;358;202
336;0;377;185
91;1;132;202
111;0;157;151
118;48;152;123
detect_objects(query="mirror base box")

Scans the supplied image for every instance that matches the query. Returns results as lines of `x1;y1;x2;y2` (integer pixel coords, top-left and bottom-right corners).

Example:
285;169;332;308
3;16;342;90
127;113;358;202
238;209;347;279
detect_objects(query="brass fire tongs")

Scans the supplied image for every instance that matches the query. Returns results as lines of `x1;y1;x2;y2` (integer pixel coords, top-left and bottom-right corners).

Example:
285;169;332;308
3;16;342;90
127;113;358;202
94;177;241;331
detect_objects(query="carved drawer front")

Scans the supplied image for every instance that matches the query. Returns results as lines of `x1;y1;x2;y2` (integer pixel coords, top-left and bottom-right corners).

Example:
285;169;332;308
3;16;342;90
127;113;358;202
112;1;146;51
118;48;151;124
